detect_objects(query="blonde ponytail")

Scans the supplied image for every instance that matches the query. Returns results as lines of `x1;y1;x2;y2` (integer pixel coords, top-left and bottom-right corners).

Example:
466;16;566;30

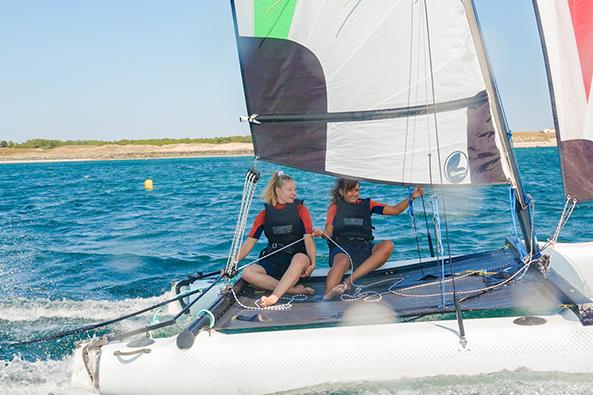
263;171;294;206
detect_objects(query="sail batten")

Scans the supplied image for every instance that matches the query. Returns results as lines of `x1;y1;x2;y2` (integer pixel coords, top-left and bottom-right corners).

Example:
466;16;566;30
231;0;514;186
251;91;488;124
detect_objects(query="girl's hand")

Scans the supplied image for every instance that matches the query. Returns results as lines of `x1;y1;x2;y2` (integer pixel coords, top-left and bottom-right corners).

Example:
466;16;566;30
312;229;324;238
412;186;424;200
302;262;316;278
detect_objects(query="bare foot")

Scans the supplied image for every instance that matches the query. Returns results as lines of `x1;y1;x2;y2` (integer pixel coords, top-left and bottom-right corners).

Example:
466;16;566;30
323;279;352;300
343;277;353;291
291;284;315;295
259;294;279;307
323;283;347;300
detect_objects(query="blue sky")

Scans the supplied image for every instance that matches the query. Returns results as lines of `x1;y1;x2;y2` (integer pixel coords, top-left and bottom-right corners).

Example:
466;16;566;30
0;0;552;143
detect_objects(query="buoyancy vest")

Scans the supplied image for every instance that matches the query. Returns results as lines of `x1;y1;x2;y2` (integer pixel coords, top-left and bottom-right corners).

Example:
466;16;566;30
263;199;306;255
332;198;374;242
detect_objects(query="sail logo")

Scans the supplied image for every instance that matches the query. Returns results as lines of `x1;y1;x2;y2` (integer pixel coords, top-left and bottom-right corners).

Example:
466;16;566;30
444;151;468;183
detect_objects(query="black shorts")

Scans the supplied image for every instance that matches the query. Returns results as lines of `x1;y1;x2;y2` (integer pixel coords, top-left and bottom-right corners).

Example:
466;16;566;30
258;250;295;280
329;239;374;270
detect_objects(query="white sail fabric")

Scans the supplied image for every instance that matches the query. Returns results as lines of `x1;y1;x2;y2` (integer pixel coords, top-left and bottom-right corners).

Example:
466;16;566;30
535;0;593;201
232;0;513;186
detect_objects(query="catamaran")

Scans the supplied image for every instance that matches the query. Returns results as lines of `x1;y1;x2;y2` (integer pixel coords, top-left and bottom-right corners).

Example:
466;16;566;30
68;1;593;393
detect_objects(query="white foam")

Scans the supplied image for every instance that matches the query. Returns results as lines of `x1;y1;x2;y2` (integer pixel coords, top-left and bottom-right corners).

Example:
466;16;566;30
0;354;95;395
281;369;593;394
0;292;173;322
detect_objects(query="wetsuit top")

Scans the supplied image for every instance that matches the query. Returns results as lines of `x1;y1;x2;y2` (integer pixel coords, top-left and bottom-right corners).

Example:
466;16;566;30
248;200;313;255
327;198;386;242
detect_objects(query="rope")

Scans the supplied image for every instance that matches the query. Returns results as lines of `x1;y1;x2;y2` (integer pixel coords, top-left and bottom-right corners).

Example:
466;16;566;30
431;194;447;308
229;232;535;310
391;260;533;299
509;187;528;260
225;162;260;275
408;187;423;265
544;195;577;251
420;195;435;257
228;236;310;311
235;237;307;273
230;287;308;311
538;195;577;273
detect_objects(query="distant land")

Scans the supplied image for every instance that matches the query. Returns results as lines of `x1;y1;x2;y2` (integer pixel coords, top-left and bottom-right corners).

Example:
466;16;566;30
0;131;555;164
0;136;253;163
512;129;557;148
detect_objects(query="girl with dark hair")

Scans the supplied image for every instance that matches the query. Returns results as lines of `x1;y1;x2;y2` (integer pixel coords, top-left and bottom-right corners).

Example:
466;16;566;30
235;171;316;307
316;178;423;300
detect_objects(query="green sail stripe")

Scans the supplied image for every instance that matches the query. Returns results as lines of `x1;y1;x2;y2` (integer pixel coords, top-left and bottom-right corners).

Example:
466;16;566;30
254;0;297;39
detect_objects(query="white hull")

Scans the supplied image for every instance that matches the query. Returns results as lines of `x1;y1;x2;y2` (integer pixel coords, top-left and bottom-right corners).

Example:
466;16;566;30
94;312;593;395
74;242;593;395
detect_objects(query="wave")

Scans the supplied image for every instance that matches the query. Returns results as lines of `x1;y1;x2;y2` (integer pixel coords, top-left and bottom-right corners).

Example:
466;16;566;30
283;369;593;394
0;354;95;395
0;293;173;322
2;358;593;395
38;249;215;265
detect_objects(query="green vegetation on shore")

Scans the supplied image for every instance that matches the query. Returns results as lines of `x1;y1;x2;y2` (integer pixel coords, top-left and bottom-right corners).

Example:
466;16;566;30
0;136;252;149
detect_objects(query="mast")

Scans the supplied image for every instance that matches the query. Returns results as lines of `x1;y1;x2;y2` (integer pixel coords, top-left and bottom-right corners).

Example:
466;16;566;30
462;0;536;254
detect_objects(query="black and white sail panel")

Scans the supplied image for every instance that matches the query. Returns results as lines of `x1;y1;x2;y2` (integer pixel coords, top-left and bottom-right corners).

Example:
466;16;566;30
232;0;513;185
535;0;593;201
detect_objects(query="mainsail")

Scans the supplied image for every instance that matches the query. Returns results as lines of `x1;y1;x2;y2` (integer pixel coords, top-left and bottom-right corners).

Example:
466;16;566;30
534;0;593;202
231;0;515;186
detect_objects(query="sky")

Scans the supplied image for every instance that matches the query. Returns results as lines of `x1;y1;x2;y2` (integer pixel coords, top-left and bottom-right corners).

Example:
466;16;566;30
0;0;553;143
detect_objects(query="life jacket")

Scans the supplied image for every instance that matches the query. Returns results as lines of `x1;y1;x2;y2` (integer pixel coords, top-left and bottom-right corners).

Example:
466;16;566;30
332;198;374;242
263;199;306;255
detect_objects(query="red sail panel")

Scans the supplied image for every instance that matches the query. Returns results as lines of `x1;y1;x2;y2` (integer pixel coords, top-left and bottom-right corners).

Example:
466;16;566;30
569;0;593;99
536;0;593;201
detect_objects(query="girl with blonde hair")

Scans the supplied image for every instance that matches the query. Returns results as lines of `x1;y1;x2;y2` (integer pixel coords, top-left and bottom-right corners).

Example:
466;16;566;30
235;171;316;307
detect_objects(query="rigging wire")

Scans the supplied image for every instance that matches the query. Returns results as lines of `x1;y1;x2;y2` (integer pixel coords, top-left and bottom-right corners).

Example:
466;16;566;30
538;195;577;273
545;195;577;251
404;0;434;259
401;0;416;182
421;0;466;346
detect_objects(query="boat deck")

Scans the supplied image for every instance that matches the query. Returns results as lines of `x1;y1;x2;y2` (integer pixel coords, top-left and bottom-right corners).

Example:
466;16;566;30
214;248;567;332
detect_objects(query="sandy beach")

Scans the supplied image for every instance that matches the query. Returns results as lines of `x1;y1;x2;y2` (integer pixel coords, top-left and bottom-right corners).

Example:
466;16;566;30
0;131;555;164
0;142;254;164
511;130;557;148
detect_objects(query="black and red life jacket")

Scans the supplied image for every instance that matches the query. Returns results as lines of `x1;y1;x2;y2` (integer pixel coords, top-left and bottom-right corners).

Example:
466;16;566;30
332;197;374;242
263;199;306;255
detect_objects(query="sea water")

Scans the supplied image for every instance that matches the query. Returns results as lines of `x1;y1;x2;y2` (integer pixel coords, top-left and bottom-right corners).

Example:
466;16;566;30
1;148;593;394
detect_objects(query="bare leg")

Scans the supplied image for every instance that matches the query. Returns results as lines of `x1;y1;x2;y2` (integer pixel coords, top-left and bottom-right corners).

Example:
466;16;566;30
344;240;394;285
260;254;313;307
242;263;311;295
323;253;350;300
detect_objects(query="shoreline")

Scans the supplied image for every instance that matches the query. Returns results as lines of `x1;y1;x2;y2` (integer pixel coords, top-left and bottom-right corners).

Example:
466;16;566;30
0;143;254;164
512;141;557;148
0;138;556;164
0;153;254;165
